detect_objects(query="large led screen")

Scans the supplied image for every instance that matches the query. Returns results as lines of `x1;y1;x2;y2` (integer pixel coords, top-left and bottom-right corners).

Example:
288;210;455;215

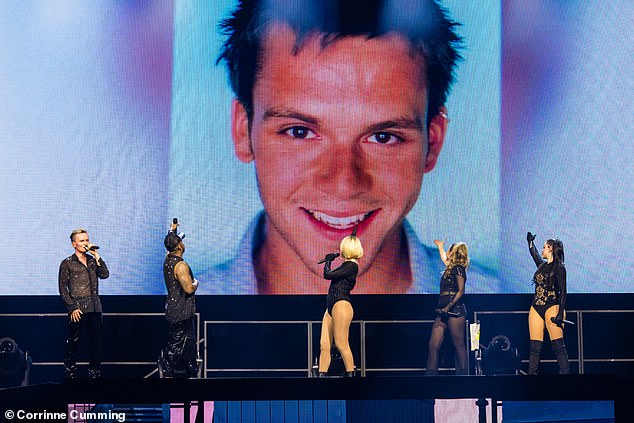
1;0;632;295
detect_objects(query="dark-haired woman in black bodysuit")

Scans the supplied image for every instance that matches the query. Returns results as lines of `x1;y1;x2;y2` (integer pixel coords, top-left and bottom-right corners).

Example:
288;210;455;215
526;232;569;375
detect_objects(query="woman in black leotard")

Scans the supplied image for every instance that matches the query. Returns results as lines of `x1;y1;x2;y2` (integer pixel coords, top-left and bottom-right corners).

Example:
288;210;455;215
526;232;569;375
318;234;363;377
426;240;469;375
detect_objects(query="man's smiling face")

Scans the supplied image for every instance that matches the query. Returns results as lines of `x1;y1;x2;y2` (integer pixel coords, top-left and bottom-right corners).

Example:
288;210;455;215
231;24;446;282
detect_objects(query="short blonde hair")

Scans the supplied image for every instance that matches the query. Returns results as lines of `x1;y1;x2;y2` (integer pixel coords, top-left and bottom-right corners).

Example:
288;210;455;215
70;228;88;242
340;235;363;260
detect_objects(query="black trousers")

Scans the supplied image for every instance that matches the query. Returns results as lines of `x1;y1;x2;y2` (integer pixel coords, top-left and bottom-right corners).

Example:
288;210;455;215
64;312;102;372
164;317;197;377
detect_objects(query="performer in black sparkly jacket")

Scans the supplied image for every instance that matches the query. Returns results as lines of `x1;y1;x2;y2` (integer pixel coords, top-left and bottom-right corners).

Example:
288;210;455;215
426;240;469;375
162;219;199;378
317;234;363;377
59;228;109;379
526;232;569;375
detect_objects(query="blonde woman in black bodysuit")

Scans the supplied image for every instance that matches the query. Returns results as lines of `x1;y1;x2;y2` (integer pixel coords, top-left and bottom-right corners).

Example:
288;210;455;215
317;234;363;377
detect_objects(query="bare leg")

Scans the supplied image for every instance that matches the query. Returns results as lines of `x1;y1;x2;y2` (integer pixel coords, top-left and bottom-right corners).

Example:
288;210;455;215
528;306;545;341
426;317;447;375
447;316;467;374
318;310;333;373
332;301;355;372
544;305;564;340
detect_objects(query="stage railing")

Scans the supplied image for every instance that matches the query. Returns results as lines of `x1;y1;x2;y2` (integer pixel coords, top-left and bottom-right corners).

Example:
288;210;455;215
3;309;632;379
203;319;469;377
0;312;201;379
473;309;634;374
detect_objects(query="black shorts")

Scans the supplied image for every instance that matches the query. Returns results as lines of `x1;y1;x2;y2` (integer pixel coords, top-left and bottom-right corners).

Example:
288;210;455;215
436;295;466;319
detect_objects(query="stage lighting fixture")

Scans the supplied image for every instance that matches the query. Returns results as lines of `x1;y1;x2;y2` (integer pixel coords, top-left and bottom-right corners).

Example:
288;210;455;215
480;335;520;375
0;337;32;388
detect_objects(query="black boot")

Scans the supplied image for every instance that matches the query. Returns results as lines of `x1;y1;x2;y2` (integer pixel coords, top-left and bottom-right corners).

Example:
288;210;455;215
318;372;327;378
551;338;570;375
345;367;356;377
527;340;542;375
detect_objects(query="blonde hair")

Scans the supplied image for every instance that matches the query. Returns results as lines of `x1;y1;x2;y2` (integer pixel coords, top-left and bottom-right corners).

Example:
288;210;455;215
340;235;363;260
444;242;469;276
70;228;87;242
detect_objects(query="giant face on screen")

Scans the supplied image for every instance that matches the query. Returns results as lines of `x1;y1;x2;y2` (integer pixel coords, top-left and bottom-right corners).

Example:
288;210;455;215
1;0;632;295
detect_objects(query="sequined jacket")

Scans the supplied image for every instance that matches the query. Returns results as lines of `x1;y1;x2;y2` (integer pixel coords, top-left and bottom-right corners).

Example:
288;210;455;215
58;253;109;313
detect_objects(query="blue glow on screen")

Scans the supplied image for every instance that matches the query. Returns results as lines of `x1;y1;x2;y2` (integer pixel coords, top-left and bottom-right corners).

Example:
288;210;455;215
0;1;632;295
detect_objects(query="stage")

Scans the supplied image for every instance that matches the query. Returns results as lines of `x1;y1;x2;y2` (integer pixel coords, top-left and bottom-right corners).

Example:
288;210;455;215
2;295;633;421
1;374;632;420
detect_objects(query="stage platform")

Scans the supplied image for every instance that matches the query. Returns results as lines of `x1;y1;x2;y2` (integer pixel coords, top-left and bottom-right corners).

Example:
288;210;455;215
1;375;632;417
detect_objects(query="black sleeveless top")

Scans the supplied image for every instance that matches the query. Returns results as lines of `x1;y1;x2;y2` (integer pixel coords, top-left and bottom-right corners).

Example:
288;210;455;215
163;254;195;324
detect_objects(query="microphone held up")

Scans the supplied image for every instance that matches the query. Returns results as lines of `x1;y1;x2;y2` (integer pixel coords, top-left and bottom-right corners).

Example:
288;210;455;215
318;252;339;264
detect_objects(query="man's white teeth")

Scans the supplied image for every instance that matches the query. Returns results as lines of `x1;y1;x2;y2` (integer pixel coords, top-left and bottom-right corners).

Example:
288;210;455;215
310;211;370;229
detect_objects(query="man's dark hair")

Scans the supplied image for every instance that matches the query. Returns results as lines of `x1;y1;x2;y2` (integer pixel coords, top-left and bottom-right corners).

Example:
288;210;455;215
217;0;462;126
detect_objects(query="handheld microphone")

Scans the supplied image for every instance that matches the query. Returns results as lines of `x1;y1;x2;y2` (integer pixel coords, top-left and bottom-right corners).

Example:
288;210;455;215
318;253;339;264
86;244;100;251
435;309;460;318
551;317;575;326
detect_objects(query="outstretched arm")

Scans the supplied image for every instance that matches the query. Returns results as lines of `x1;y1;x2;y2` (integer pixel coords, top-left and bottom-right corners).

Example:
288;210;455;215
527;232;543;268
434;240;449;266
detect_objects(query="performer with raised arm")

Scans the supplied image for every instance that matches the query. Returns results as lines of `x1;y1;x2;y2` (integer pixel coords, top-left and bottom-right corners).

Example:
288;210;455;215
526;232;569;375
59;228;109;379
162;218;199;378
426;240;468;375
317;230;363;377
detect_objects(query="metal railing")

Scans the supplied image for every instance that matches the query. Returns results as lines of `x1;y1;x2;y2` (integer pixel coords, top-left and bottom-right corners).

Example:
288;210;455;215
0;312;201;378
203;318;467;377
473;309;634;374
